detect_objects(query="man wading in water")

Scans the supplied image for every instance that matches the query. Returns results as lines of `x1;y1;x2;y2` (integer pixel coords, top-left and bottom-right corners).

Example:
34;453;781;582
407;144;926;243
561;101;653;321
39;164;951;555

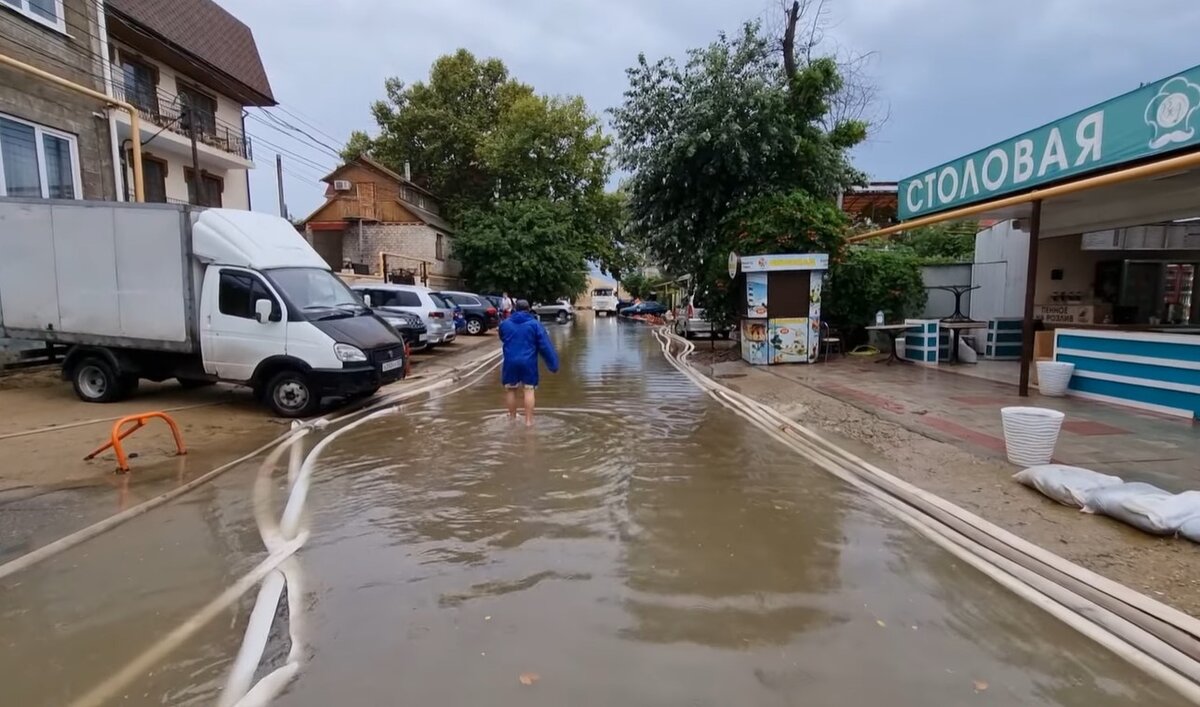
499;299;560;426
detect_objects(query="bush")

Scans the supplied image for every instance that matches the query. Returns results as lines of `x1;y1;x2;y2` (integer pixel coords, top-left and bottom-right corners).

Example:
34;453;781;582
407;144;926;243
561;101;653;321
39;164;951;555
824;248;926;342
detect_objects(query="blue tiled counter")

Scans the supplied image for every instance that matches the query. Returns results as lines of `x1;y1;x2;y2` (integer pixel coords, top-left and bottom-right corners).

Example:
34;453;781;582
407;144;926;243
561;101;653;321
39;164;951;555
1054;329;1200;420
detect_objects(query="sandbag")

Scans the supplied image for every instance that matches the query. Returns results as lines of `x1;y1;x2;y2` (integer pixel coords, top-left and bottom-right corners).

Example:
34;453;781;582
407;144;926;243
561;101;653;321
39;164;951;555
1082;483;1200;536
1013;464;1123;508
1178;516;1200;544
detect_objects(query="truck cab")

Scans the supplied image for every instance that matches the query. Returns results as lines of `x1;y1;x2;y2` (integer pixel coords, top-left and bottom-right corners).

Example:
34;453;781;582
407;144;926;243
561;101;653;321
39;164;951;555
591;287;619;316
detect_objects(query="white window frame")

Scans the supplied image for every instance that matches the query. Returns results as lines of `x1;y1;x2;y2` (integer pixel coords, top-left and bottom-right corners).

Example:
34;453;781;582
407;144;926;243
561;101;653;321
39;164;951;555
0;112;83;199
1;0;67;33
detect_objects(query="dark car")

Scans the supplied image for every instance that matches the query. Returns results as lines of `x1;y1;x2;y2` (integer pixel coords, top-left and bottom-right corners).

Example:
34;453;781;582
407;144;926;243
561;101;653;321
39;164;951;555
616;299;637;314
375;309;429;351
621;301;669;317
435;291;500;335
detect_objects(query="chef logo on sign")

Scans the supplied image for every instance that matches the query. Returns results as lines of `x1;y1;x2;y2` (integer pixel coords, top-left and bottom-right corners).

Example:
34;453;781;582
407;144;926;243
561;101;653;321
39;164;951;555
1146;76;1200;149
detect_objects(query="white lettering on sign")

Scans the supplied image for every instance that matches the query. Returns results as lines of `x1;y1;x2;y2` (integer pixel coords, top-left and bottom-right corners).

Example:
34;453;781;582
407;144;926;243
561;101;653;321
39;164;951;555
937;165;958;203
982;148;1008;191
1038;128;1069;177
1075;111;1103;166
906;179;922;213
959;158;980;199
1014;139;1035;183
901;107;1109;216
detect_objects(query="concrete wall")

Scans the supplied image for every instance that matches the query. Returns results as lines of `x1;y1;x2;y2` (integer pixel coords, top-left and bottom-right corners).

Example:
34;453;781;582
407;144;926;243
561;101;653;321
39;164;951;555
339;223;461;280
971;220;1030;322
918;263;972;319
0;0;117;200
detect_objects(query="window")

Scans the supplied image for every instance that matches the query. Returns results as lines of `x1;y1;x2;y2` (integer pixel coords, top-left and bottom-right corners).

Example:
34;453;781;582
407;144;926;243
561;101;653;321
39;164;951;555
1;0;64;31
178;85;217;136
435;233;445;261
447;294;479;307
377;290;421;307
119;54;158;116
219;271;276;319
142;156;168;204
186;169;223;207
0;114;80;199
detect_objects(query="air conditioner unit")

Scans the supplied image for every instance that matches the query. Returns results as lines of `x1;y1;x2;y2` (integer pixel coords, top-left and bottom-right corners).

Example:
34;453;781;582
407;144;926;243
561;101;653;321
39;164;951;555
332;180;353;191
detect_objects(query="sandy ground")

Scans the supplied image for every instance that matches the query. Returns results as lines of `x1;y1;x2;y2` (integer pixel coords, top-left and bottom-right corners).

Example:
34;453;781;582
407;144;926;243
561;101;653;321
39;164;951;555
690;345;1200;618
0;335;499;495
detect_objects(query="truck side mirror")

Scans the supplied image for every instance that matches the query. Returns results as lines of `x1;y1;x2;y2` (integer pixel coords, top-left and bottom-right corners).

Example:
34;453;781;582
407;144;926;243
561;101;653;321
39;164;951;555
254;298;273;323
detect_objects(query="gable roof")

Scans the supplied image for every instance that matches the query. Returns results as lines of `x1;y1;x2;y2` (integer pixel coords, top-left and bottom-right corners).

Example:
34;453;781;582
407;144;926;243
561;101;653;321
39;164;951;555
306;158;454;233
106;0;275;106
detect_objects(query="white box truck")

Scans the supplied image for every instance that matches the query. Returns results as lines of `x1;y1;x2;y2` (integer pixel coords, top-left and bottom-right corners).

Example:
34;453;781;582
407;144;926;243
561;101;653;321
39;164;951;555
590;286;618;316
0;199;406;417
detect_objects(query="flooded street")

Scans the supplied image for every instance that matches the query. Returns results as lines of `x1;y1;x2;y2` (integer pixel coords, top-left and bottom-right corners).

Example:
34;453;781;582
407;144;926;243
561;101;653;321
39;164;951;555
0;317;1190;705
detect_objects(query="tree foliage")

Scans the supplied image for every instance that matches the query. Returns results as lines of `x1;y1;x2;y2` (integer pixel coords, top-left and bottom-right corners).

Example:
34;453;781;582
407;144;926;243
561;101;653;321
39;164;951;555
453;199;588;305
348;49;630;292
823;248;927;339
612;20;867;320
886;221;978;262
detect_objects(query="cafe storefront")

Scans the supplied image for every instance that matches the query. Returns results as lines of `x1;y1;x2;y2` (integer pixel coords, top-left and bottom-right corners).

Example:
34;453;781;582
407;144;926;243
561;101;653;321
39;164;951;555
853;63;1200;419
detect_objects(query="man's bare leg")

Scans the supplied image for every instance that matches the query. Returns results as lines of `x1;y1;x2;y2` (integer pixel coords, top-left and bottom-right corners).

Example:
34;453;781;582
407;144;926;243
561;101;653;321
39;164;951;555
506;388;518;420
523;387;536;427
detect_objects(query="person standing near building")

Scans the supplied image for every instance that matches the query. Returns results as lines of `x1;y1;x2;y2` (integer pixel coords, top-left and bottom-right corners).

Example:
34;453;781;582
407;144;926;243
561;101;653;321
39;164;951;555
499;300;559;426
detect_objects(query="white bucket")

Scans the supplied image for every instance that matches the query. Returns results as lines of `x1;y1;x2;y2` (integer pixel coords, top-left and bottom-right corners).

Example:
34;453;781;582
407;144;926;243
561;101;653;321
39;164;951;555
1001;406;1065;467
1037;361;1075;397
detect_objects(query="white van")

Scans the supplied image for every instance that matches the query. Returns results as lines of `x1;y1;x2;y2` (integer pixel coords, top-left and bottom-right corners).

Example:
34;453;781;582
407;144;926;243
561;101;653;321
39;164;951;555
591;287;619;316
351;284;458;345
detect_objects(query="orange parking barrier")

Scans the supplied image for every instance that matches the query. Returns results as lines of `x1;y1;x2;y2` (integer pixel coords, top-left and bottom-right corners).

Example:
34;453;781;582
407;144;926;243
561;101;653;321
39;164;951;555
84;412;187;473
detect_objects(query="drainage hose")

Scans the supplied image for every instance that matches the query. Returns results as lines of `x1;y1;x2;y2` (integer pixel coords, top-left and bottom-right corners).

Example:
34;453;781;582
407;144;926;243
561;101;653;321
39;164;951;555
654;328;1200;703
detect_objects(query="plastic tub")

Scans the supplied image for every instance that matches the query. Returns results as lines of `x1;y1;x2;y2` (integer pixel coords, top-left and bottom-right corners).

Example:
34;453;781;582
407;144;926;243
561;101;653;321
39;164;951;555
1036;361;1075;397
1001;406;1065;466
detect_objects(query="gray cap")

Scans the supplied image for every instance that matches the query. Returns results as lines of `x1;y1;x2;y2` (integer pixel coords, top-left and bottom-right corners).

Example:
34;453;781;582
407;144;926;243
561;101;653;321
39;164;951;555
515;299;531;312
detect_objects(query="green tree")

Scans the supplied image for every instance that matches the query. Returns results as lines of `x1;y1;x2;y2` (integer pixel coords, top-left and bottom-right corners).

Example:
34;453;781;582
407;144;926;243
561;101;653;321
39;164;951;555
453;199;589;304
823;248;927;340
888;221;978;262
612;20;866;314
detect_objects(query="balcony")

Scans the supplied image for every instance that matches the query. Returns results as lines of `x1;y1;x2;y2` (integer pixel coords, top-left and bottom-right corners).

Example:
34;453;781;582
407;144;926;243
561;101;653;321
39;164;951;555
111;79;252;162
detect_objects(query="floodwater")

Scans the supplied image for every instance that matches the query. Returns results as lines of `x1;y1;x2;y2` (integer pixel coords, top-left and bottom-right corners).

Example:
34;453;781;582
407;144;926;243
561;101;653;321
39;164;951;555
0;317;1190;706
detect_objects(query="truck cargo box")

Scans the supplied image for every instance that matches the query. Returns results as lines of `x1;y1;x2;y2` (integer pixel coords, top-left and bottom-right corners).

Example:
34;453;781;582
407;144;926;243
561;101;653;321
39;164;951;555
0;199;196;353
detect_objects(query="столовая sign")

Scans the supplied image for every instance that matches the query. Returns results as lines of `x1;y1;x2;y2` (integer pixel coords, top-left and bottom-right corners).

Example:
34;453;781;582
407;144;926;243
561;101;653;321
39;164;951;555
899;64;1200;219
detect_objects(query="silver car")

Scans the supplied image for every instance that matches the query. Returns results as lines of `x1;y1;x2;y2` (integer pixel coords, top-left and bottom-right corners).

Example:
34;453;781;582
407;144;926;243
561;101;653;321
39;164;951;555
352;284;458;345
673;301;729;339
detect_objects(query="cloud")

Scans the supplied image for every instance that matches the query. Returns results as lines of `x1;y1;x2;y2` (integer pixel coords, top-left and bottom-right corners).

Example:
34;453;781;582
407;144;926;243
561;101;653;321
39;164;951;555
217;0;1200;214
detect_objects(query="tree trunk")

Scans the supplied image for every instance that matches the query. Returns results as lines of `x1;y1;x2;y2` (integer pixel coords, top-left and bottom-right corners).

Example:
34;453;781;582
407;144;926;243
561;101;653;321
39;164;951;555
782;1;800;81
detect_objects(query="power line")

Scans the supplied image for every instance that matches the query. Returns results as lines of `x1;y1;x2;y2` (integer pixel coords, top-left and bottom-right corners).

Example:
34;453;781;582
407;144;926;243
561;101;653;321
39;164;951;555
271;105;345;146
246;112;342;161
253;109;345;159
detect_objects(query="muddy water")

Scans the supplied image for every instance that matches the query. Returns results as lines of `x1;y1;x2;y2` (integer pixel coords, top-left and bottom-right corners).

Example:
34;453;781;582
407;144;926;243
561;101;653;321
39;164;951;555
0;316;1190;706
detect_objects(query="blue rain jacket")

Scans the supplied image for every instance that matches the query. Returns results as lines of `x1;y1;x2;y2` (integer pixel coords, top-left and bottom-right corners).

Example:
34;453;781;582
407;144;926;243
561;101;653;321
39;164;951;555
499;311;560;386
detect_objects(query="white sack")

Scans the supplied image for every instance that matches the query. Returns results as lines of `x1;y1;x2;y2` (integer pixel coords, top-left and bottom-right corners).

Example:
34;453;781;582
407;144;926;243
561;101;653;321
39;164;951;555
1013;464;1123;508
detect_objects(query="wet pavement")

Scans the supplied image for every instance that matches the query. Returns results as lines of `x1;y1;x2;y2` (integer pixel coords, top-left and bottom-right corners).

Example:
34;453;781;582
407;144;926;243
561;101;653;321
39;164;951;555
0;316;1190;705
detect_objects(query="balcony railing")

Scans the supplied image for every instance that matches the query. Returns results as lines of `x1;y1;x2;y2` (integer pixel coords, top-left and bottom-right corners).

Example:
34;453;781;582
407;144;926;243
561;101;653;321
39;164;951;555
112;79;252;161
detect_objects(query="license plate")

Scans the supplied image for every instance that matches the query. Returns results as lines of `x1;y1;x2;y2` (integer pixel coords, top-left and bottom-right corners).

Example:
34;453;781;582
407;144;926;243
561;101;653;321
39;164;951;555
419;334;429;342
382;359;403;372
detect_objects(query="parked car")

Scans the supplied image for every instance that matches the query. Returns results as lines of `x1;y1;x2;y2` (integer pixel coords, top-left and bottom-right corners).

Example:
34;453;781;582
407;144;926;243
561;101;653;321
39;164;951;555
534;299;576;324
352;284;457;346
621;301;669;317
673;298;730;339
376;310;429;351
435;291;500;335
616;299;637;315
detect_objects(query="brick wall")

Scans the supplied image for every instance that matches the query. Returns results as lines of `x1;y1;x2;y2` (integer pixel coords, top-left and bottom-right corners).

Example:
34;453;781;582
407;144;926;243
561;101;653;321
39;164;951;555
0;0;117;200
344;222;461;279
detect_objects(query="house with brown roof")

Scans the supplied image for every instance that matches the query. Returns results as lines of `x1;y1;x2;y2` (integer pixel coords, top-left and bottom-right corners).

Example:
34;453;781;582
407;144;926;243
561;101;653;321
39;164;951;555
104;0;275;207
302;157;462;289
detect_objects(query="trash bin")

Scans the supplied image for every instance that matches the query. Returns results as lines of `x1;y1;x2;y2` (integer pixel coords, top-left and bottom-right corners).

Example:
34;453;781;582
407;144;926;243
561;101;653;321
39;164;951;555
1036;361;1075;397
1001;406;1065;466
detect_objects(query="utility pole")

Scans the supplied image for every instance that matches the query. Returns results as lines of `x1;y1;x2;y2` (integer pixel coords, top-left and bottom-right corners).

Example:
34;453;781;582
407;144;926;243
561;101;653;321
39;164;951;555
276;154;287;218
185;95;203;206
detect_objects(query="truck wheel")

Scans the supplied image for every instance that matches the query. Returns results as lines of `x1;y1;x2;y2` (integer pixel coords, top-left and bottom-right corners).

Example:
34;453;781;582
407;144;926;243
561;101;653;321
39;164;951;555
72;357;127;403
265;370;320;418
466;317;484;335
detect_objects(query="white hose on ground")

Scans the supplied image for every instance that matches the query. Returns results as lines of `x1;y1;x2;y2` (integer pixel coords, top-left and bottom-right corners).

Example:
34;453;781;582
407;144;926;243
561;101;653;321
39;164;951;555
13;346;505;707
653;327;1200;703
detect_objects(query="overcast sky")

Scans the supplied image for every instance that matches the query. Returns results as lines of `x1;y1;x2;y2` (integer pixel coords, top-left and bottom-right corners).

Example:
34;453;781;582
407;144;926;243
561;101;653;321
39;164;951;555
218;0;1200;219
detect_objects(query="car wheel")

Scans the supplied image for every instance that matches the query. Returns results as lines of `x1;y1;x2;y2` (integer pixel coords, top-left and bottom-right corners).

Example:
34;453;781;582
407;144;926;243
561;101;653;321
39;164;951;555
265;370;320;418
71;356;129;403
719;330;731;340
466;317;485;335
556;310;569;324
